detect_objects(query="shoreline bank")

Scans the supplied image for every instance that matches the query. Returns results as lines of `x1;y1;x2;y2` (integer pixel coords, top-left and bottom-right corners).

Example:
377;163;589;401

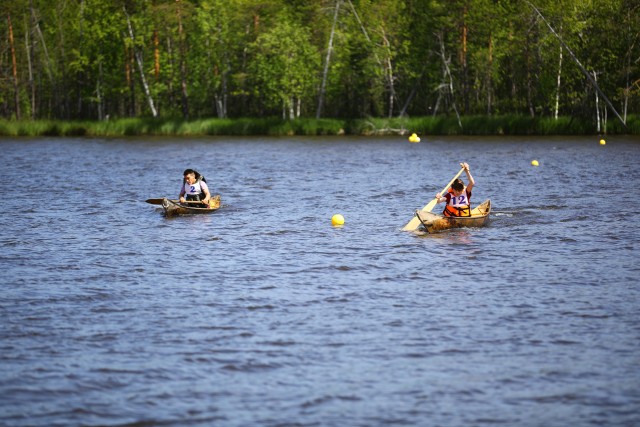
1;115;637;137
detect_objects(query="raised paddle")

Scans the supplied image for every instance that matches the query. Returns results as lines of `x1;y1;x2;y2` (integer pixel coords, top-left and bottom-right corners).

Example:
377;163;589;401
401;167;465;231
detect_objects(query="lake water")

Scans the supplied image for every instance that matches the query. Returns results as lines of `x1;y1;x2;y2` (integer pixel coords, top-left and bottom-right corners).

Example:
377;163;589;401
1;135;639;427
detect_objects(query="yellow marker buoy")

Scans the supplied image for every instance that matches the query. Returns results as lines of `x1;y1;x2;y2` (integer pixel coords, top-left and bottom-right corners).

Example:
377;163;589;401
331;214;344;227
600;139;606;145
531;160;539;166
408;133;420;143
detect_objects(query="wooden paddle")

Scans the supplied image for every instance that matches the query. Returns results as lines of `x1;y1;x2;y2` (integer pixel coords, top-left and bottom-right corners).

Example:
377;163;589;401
401;167;465;231
145;198;207;205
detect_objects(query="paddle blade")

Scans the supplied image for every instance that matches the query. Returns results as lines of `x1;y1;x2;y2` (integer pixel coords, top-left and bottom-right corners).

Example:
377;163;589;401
401;215;422;232
401;198;439;231
209;195;221;209
145;198;164;205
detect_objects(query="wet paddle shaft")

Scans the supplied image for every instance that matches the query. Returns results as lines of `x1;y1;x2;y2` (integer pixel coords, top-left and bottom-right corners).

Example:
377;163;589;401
402;167;465;231
146;198;203;205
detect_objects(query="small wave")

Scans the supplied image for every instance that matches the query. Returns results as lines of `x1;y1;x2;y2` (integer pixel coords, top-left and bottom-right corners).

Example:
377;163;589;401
401;352;433;359
222;361;282;372
438;348;476;355
259;340;297;347
549;339;581;345
246;304;276;310
301;394;362;409
492;211;514;217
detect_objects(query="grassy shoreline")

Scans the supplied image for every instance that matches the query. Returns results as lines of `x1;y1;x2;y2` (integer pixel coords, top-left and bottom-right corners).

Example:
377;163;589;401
0;115;638;137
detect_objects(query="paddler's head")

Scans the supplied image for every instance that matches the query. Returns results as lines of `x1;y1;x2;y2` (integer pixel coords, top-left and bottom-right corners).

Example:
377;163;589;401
451;178;465;196
183;169;197;185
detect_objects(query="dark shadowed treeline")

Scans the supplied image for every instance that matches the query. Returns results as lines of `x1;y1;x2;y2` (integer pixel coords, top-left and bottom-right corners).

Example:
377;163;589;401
1;0;638;128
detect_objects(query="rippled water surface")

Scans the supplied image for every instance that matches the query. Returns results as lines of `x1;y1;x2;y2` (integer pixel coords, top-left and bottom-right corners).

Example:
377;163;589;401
1;135;639;426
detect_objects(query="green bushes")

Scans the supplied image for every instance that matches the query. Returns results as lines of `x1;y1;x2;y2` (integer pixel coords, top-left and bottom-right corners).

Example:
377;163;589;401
0;115;637;137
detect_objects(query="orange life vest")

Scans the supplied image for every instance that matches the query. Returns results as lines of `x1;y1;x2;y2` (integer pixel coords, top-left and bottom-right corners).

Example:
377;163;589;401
443;189;471;217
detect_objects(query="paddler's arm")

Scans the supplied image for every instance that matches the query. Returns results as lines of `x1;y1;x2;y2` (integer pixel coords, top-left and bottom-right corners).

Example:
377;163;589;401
200;181;211;204
461;162;474;192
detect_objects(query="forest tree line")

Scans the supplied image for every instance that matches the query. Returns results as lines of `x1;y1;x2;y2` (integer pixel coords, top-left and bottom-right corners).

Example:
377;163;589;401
2;0;639;126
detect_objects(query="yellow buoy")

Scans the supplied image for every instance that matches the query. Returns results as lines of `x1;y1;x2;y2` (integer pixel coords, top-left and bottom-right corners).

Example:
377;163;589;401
531;160;539;166
600;139;606;145
408;133;420;143
331;214;344;227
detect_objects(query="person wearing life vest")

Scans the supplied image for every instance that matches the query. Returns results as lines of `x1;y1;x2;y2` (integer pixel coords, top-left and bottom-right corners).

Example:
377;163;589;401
179;168;212;207
434;162;475;217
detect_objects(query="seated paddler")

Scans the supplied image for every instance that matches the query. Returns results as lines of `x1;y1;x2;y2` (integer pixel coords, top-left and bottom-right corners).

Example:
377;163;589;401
179;168;212;207
435;162;475;217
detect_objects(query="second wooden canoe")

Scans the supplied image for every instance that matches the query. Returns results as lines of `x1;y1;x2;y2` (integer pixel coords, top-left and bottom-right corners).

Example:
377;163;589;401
415;199;491;233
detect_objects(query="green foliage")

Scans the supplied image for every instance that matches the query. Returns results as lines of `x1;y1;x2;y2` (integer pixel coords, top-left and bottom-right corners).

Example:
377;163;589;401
249;14;320;118
2;115;637;137
0;0;638;126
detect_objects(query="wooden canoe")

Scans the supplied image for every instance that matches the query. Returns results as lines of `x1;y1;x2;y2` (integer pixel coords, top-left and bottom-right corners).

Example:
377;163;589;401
415;199;491;233
162;195;221;216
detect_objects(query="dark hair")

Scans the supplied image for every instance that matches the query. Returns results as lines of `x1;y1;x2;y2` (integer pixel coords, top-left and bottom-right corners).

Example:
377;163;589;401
451;178;464;191
183;169;204;183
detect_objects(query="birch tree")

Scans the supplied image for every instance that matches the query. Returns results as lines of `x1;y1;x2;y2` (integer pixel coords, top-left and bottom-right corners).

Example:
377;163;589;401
250;17;319;119
124;6;158;117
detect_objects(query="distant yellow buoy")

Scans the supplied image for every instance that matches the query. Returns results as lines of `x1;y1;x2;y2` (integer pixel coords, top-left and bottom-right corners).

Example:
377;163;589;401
600;139;606;145
531;160;539;166
408;133;420;143
331;214;345;227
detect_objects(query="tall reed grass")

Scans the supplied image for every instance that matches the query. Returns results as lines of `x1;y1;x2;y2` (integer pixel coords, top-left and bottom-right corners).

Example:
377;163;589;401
0;115;637;137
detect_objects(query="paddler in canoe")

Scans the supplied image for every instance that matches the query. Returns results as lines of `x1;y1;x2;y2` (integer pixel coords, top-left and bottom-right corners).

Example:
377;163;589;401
179;168;212;208
434;162;474;217
145;168;221;215
402;162;490;233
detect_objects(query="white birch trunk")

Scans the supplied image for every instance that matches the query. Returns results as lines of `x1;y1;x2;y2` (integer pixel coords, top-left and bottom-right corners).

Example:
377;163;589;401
593;71;600;133
96;61;103;121
214;95;224;118
124;8;158;117
554;44;563;120
24;21;35;118
30;2;53;83
381;31;395;118
317;0;341;118
438;34;462;129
